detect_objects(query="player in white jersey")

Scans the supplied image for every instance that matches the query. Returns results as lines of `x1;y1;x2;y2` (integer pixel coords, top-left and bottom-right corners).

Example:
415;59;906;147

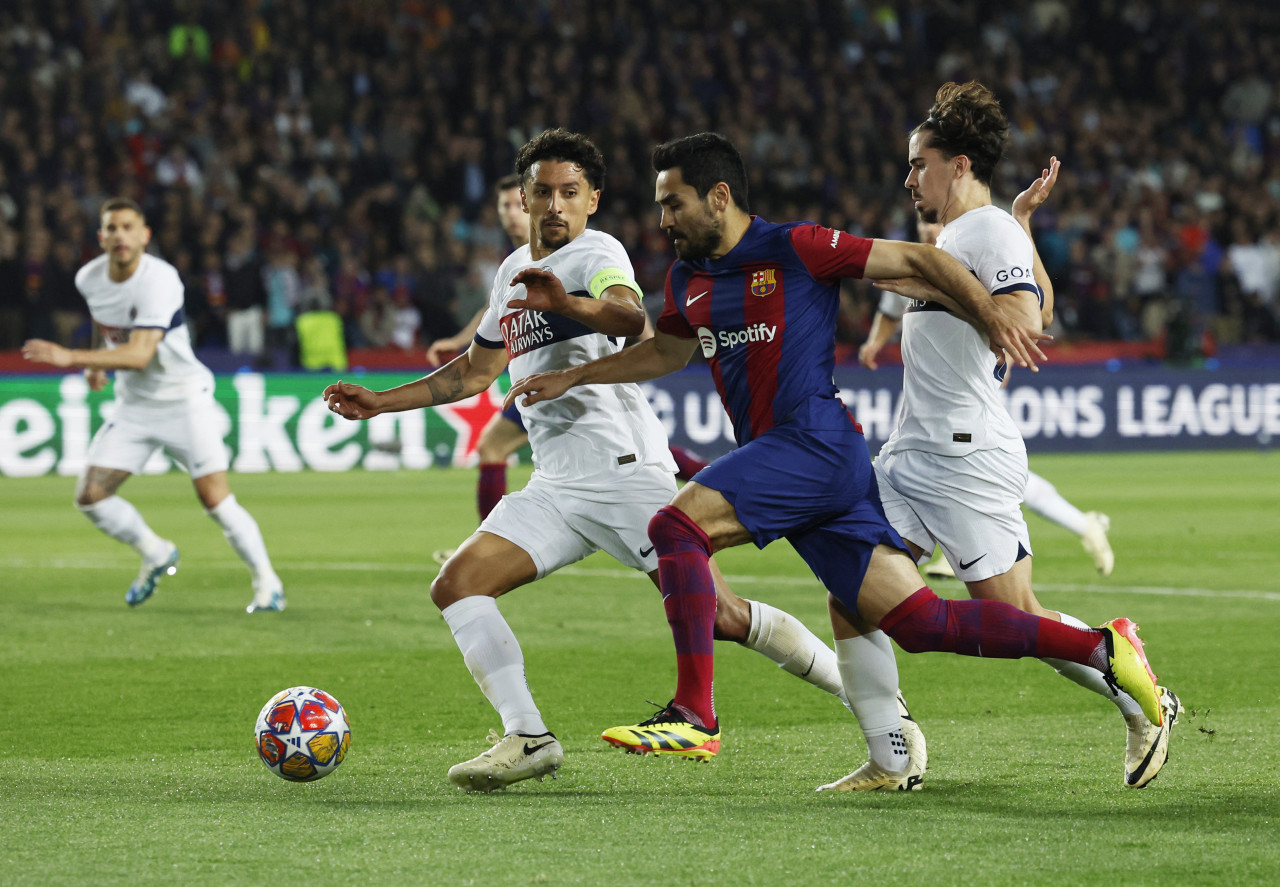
861;231;1114;578
22;198;284;613
848;82;1179;789
323;130;863;792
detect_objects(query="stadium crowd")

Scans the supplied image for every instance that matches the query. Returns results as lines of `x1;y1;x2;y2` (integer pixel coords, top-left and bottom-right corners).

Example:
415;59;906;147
2;0;1279;361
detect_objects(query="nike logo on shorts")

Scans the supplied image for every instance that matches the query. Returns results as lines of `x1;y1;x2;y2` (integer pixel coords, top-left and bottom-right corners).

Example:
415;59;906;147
686;290;709;306
958;554;987;570
639;545;655;558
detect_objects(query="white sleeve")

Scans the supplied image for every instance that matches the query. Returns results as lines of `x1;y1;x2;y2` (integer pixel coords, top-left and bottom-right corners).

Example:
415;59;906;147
961;215;1039;298
133;264;185;328
876;290;909;319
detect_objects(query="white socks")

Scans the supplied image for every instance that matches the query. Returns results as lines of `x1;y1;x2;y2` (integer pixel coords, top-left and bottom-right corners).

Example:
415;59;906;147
1023;472;1088;537
836;632;909;772
208;494;277;584
79;496;171;563
441;596;548;736
744;600;845;700
1045;612;1144;716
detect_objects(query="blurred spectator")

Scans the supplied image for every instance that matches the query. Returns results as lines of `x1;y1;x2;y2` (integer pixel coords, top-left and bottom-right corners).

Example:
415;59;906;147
45;239;88;347
263;247;300;359
0;222;23;348
359;285;396;348
223;226;266;358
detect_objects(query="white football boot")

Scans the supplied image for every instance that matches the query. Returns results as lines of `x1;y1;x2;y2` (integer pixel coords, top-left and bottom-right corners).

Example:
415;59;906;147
246;574;286;613
126;543;179;607
817;694;927;792
1124;686;1182;788
448;729;564;792
1081;511;1115;576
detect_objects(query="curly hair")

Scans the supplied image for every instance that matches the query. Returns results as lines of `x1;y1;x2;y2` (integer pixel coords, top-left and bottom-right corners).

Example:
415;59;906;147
652;132;750;214
910;81;1009;186
514;128;606;191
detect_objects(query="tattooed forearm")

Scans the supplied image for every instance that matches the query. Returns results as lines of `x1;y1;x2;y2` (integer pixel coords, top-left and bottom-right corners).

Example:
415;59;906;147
424;364;467;404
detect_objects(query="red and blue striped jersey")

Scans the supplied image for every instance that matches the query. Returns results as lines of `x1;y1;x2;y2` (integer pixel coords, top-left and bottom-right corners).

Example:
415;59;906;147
657;216;873;445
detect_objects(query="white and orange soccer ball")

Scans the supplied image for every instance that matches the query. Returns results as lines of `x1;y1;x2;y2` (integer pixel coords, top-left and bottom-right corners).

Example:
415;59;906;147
254;687;351;782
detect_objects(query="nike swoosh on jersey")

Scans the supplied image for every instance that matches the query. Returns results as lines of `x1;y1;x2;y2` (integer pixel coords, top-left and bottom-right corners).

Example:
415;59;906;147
958;554;987;570
686;290;709;306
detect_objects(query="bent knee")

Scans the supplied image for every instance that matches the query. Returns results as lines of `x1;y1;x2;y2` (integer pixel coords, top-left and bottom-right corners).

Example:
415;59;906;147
429;563;501;611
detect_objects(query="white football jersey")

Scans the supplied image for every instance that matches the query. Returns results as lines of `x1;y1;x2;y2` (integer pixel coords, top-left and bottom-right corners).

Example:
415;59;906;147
476;229;676;489
881;205;1037;459
75;253;214;403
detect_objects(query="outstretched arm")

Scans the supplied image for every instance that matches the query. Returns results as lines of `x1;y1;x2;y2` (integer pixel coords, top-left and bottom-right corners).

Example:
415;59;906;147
1012;156;1060;328
504;328;697;410
23;328;163;372
325;342;509;420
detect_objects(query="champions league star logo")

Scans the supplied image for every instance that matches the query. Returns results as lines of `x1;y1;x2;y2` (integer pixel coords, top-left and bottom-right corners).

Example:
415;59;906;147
749;268;777;297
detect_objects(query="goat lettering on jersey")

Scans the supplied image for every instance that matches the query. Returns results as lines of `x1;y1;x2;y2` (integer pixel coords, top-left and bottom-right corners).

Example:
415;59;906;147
749;268;777;297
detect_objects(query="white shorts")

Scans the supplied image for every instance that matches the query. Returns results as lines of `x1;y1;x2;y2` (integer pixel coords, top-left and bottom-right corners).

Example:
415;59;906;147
478;464;677;578
88;395;230;479
874;447;1030;583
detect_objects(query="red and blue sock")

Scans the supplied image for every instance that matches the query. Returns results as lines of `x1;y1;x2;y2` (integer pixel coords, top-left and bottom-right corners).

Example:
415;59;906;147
647;505;718;727
880;588;1107;669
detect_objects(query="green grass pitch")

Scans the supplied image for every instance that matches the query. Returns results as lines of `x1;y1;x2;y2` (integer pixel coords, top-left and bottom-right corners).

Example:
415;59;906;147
1;451;1277;885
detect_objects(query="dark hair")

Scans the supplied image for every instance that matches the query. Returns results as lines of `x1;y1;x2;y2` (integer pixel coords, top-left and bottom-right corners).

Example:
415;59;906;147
651;132;750;213
100;197;146;223
514;129;606;191
910;81;1008;186
494;173;521;193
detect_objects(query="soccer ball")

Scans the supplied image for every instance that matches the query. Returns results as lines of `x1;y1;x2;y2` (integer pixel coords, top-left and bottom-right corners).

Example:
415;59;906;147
254;686;351;782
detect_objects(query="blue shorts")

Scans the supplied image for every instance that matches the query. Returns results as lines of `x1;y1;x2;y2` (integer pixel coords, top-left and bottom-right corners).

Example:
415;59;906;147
501;401;526;432
694;423;906;613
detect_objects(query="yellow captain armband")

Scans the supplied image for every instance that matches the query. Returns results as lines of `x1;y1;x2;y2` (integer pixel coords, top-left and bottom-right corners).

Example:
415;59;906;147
588;267;643;299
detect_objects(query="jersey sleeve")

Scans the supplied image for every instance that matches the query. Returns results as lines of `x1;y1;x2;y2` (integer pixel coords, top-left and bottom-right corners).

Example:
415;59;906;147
876;290;909;320
584;234;643;300
788;224;874;283
959;215;1043;304
656;267;693;339
132;263;185;329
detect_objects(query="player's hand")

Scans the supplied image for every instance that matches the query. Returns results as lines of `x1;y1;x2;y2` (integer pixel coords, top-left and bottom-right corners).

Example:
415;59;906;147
858;341;882;370
425;337;464;367
872;276;944;304
508;268;570;314
323;380;382;420
85;368;108;391
1012;156;1060;226
984;309;1051;372
22;339;73;367
503;368;577;410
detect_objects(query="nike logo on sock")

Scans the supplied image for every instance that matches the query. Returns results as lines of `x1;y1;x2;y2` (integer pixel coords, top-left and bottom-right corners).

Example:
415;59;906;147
800;654;816;678
958;554;987;570
639;545;655;558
